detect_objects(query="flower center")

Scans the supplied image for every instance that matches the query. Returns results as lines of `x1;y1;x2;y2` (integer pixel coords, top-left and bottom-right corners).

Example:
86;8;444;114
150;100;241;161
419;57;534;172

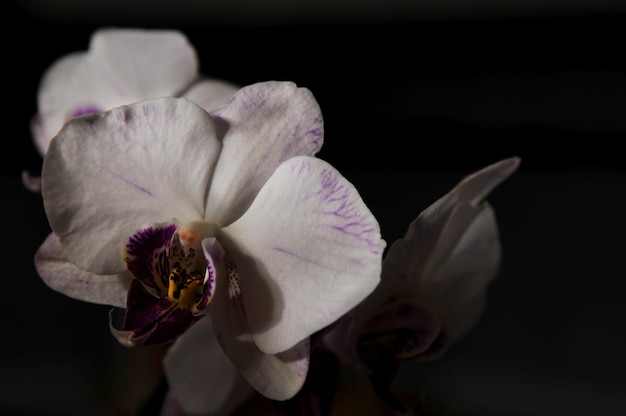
123;221;220;308
166;221;219;307
167;263;204;306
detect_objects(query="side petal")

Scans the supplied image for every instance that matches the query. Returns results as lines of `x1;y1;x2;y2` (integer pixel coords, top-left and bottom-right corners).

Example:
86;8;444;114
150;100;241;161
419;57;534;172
407;158;520;334
88;28;198;101
452;156;521;205
221;156;385;355
210;260;310;400
416;156;521;280
358;157;519;342
163;317;255;415
34;232;131;308
36;29;198;152
182;78;240;113
426;206;501;341
42;97;221;275
206;81;324;226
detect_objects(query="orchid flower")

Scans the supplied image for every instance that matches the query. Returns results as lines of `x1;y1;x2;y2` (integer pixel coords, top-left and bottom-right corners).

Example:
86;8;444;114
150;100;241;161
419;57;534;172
23;27;238;192
324;157;520;414
35;81;386;414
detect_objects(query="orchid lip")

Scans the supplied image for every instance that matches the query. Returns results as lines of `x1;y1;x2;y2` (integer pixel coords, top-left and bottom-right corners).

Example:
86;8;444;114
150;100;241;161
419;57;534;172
114;221;222;346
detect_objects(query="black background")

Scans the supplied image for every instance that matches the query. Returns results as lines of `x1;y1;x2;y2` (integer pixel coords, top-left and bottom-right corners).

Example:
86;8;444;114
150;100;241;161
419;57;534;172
4;1;626;415
8;0;626;176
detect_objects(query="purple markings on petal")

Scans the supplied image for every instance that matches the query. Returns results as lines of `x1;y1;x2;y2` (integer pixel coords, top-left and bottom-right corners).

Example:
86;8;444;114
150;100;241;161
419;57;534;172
126;223;176;260
304;116;323;149
285;159;381;258
318;168;380;249
121;280;171;329
124;223;177;294
111;279;201;346
273;247;319;266
70;105;101;118
107;169;154;196
290;158;312;176
116;110;127;123
139;103;162;146
194;269;214;313
280;115;323;156
195;238;223;312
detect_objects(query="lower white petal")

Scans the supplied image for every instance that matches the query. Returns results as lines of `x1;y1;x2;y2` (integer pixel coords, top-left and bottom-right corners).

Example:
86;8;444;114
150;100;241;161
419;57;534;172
163;317;254;415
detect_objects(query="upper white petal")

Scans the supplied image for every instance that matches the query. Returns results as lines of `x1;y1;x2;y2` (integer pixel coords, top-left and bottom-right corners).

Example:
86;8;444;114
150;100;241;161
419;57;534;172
36;28;198;153
205;81;324;226
42;97;221;274
88;28;198;100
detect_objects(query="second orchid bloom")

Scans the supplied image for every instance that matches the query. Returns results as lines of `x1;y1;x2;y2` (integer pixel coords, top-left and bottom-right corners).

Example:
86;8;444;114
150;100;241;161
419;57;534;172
24;27;239;191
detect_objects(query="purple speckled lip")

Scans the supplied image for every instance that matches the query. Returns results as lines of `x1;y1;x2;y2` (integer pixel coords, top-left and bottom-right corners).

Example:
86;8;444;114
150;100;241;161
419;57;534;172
70;105;101;118
110;279;203;346
124;223;177;295
113;223;214;346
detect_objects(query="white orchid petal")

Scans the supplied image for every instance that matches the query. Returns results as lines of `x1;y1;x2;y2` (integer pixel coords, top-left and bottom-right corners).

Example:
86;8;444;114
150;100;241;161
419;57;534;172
453;156;521;205
37;29;198;152
193;237;224;312
37;53;95;150
418;195;488;281
427;206;501;340
362;157;519;342
417;156;519;288
164;317;255;415
206;81;324;226
35;233;131;308
210;264;310;400
89;28;197;100
381;156;519;288
42;97;221;275
221;156;385;355
182;78;239;113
